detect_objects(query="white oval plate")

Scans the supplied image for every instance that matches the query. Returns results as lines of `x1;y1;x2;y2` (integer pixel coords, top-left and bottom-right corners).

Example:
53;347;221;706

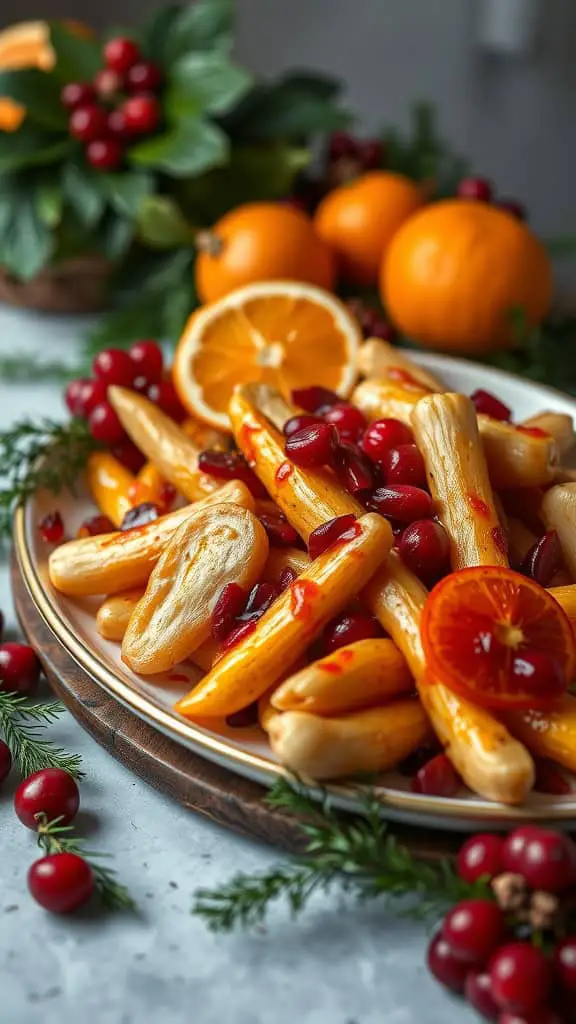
14;353;576;831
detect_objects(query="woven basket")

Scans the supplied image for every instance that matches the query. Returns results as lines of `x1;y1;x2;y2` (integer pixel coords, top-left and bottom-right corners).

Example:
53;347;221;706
0;256;112;314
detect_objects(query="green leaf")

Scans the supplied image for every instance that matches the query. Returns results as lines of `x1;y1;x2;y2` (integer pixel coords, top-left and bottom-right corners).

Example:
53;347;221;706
137;196;194;248
164;0;234;64
0;69;67;131
0;128;74;172
275;71;342;102
129;119;228;177
48;21;102;84
142;5;183;63
101;171;155;218
0;187;53;280
63;161;106;228
35;175;64;228
167;52;252;117
223;77;351;141
94;212;134;260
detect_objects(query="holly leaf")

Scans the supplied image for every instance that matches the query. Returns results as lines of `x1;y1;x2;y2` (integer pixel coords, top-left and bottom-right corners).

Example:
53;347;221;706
48;21;102;84
167;52;252;117
0;127;74;172
35;174;64;228
163;0;234;64
223;74;351;141
275;71;342;102
142;5;183;63
128;119;228;177
137;196;194;249
0;184;53;280
63;161;107;228
0;69;67;131
93;212;134;260
101;171;155;218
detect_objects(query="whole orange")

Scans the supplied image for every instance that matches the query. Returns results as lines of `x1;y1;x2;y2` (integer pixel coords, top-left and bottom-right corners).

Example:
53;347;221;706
314;171;423;286
195;202;335;304
382;199;553;355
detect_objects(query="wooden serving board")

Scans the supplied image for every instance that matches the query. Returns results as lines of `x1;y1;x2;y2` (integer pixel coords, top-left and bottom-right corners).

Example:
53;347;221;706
11;553;460;860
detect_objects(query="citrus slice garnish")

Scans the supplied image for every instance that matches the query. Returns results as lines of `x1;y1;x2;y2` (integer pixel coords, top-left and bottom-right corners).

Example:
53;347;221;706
421;566;576;710
172;280;361;430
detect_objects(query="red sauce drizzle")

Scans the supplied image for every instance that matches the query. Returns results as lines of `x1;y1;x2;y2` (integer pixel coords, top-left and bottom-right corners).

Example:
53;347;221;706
491;525;509;555
319;649;355;674
239;422;261;466
467;493;490;517
386;367;426;391
168;673;190;683
275;460;294;484
289;579;320;620
515;425;549;439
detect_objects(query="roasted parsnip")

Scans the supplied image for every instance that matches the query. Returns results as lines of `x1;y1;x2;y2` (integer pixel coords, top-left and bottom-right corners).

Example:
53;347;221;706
541;483;576;578
504;695;576;774
411;392;508;569
549;585;576;630
86;452;135;527
357;337;445;392
521;411;574;455
262;546;311;581
96;588;144;640
129;461;168;508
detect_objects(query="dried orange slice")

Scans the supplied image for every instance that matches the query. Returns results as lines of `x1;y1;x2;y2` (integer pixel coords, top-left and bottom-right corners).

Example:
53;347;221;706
421;566;576;710
172;280;361;430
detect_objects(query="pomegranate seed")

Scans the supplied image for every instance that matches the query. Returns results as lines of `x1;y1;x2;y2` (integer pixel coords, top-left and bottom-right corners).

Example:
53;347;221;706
323;403;367;442
126;61;163;92
284;422;338;468
489;943;552;1014
323;609;382;653
399;520;450;583
77;378;108;417
554;936;576;993
39;510;64;544
412;753;461;797
328;131;358;160
358;138;382;169
69;104;108;142
369;485;433;523
221;619;257;651
111;440;146;473
465;969;501;1022
426;932;469;993
534;760;572;796
198;450;267;499
104;36;140;73
501;826;547;873
122;93;161;135
457;834;505;884
259;511;299;547
471;389;512;422
77;514;115;538
382;444;427;486
361;418;414;462
64;377;90;417
146;378;186;422
93;348;135;388
521;531;561;587
60;81;95;110
279;566;298;591
93;68;123;99
291;386;341;413
497;198;527;221
308;514;359;559
517;830;576;893
211;583;247;641
0;739;11;785
242;582;279;619
88;402;125;444
129;340;163;385
511;648;565;702
28;853;94;914
333;443;375;494
458;176;493;202
120;502;159;531
86;138;124;172
15;768;80;829
283;414;324;437
226;703;259;729
0;643;41;694
442;899;505;966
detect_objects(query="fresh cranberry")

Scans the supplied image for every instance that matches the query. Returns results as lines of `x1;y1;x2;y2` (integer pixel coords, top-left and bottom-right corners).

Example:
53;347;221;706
226;703;259;729
361;418;414;463
0;740;12;785
333;443;375;494
28;853;94;914
123;94;161;135
0;643;41;694
120;502;159;531
308;514;359;559
104;36;141;73
323;403;367;443
88;402;125;444
126;61;162;92
197;450;267;498
511;650;565;704
15;768;80;829
502;826;547;873
554;937;576;993
69;104;108;142
520;532;561;588
323;609;382;653
382;444;427;486
259;512;299;547
426;932;469;993
77;514;115;538
443;899;505;966
498;1011;563;1024
458;834;505;884
93;68;124;99
399;520;450;582
39;510;64;544
497;199;527;221
517;830;576;894
399;743;442;776
111;439;146;473
489;943;552;1014
64;377;90;417
466;969;501;1022
147;378;187;422
358;138;382;169
533;760;572;796
86;138;124;171
77;377;108;416
283;414;324;437
279;566;298;591
285;422;338;468
129;340;163;385
291;386;341;414
211;583;247;641
61;81;95;110
107;108;128;138
93;348;135;388
157;481;176;513
471;389;512;421
328;131;358;160
221;619;257;651
370;319;397;341
242;582;279;619
369;485;433;523
458;176;493;202
412;753;461;797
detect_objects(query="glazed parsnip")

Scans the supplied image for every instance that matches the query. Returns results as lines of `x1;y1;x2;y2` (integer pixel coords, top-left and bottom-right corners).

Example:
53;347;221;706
503;695;576;774
271;638;413;715
123;505;269;674
411;393;508;569
262;546;311;581
96;588;144;640
357;337;445;391
521;411;574;455
189;638;219;672
49;480;254;597
549;585;576;630
180;416;229;451
352;379;422;425
108;386;220;502
266;702;430;780
541;483;576;578
129;461;167;508
86;452;135;527
175;513;392;718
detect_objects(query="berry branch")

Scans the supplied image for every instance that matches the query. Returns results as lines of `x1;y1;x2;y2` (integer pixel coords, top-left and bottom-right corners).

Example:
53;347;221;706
0;692;84;778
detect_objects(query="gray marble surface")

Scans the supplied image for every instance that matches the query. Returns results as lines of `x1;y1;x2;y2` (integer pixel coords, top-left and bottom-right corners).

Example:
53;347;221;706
0;307;475;1024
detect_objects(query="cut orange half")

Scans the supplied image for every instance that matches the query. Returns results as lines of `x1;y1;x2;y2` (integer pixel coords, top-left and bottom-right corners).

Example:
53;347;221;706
172;280;362;430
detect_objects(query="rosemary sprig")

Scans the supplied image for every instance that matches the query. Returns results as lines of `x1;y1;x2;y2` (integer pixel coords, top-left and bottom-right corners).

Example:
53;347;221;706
0;692;84;778
193;778;486;932
36;815;135;912
0;416;99;542
0;356;78;384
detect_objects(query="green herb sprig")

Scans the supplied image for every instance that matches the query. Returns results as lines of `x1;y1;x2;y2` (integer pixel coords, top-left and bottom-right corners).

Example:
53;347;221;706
36;815;135;912
0;692;84;778
0;356;76;384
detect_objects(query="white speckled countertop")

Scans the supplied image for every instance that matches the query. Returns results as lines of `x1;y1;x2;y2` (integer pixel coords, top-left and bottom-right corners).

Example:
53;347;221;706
0;306;476;1024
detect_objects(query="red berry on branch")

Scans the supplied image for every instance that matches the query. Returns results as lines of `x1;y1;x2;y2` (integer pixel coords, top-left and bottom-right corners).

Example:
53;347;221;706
93;347;135;388
146;378;187;422
15;768;80;830
93;67;124;99
77;377;108;417
497;198;527;221
442;899;505;966
328;131;358;161
28;852;94;914
426;932;469;993
126;61;163;92
88;402;125;444
489;943;552;1015
0;642;41;694
465;969;501;1022
64;377;90;417
38;510;64;544
0;740;12;785
358;138;382;169
86;137;124;171
458;176;493;202
69;104;108;142
457;833;505;884
554;936;576;993
122;93;161;135
129;340;163;385
104;36;140;73
107;108;129;138
518;830;576;894
60;81;95;110
411;753;461;797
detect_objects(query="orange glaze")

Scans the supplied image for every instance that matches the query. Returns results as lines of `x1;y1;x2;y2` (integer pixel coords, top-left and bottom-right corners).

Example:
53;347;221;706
516;425;549;439
239;422;261;465
386;367;429;392
290;579;320;619
320;648;356;674
320;660;344;674
168;672;191;683
467;493;490;517
491;525;509;556
275;461;294;484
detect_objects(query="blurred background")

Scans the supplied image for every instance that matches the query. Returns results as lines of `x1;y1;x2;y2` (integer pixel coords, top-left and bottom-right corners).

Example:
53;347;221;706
2;0;575;237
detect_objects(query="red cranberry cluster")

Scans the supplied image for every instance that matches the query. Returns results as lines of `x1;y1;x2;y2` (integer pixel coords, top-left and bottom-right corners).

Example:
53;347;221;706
61;36;163;170
428;826;576;1023
327;130;383;171
210;580;285;651
457;177;527;221
345;297;397;342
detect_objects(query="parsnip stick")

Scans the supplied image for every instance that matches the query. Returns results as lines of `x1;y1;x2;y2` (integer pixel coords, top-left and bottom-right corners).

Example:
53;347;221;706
266;702;430;780
548;585;576;630
541;483;576;578
96;589;144;640
129;461;167;508
262;547;311;581
521;411;574;455
357;337;445;392
412;393;508;569
352;379;420;426
86;452;135;527
189;639;218;672
175;513;392;718
180;416;229;451
271;638;413;715
108;386;220;502
504;695;576;774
